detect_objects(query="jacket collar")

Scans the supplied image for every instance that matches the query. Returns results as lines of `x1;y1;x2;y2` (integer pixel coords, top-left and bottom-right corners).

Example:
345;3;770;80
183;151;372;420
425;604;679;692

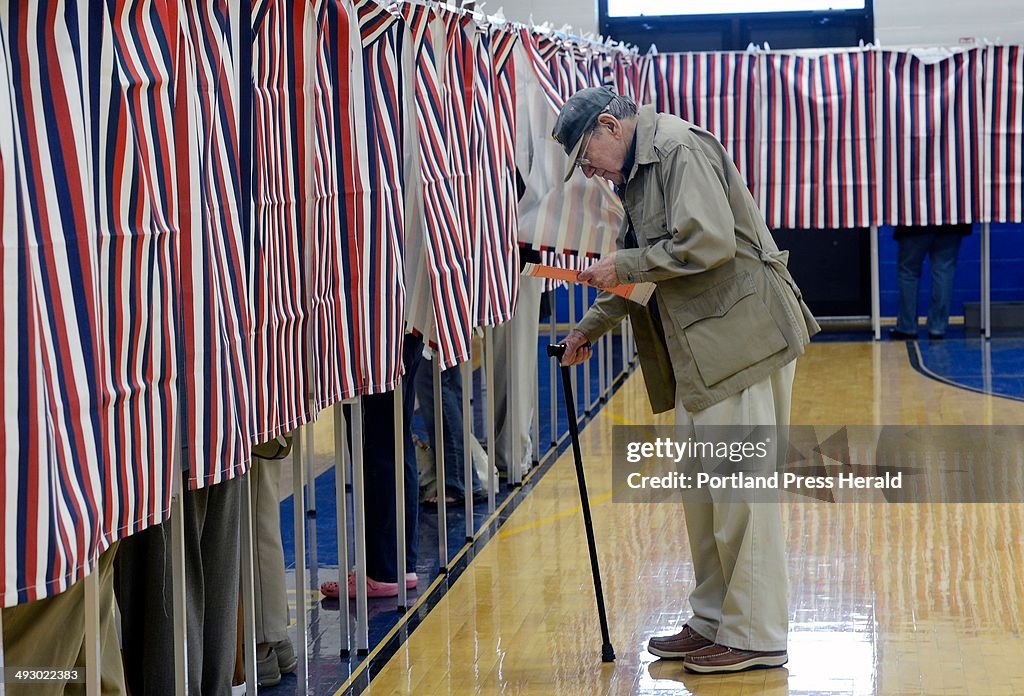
627;104;660;182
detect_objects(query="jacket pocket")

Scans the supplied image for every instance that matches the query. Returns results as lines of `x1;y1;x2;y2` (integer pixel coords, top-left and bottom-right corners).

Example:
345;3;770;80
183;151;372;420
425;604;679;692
674;272;789;388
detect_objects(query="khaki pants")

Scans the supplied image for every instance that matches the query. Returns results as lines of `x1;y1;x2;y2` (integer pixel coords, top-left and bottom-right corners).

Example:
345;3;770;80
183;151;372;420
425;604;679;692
2;543;125;696
493;274;544;477
251;455;289;644
676;361;795;652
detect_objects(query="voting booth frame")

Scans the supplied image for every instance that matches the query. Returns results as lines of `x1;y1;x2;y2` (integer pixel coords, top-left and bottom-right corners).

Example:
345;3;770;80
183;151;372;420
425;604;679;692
0;291;637;696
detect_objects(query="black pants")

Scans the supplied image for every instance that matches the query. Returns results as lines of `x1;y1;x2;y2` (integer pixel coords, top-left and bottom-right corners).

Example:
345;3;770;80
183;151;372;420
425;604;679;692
359;334;423;582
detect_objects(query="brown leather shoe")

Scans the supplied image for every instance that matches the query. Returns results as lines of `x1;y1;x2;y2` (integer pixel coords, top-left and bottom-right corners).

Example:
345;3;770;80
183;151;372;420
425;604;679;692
683;643;788;673
647;624;714;659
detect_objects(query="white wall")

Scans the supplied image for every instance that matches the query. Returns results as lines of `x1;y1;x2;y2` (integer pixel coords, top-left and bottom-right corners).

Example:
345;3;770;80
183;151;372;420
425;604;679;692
492;0;597;37
494;0;1024;48
874;0;1024;47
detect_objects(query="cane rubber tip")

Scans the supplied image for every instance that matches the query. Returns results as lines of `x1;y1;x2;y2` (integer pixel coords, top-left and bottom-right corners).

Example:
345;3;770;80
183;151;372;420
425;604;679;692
602;644;616;662
547;343;567;359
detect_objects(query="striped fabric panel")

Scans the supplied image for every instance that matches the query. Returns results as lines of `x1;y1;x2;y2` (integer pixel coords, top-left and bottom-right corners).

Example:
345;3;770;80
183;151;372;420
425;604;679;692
760;51;876;230
639;55;657;106
1;1;186;604
2;1;109;605
103;0;180;518
514;39;625;259
648;52;760;196
401;4;473;370
471;26;499;327
470;24;518;328
357;0;395;46
175;0;253;489
250;0;312;441
517;28;564;113
984;45;1024;223
597;49;613;90
613;52;641;102
306;0;361;409
396;3;434;352
443;10;477;340
356;0;406;393
568;43;593;94
490;25;520;323
877;49;984;226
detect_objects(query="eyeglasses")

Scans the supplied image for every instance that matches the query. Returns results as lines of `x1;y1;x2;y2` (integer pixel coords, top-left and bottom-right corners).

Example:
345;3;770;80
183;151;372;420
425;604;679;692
575;130;595;169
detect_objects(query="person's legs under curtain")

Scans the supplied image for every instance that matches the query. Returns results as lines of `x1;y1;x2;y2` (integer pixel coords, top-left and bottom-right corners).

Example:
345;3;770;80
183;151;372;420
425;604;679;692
358;333;424;587
361;387;401;583
895;233;932;334
414;361;480;502
116;477;241;695
926;231;963;336
198;477;241;692
493;275;544;478
3;543;126;696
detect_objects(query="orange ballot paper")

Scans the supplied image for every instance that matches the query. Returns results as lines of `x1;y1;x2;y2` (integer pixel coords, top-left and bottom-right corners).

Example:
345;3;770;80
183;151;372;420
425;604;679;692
521;263;656;306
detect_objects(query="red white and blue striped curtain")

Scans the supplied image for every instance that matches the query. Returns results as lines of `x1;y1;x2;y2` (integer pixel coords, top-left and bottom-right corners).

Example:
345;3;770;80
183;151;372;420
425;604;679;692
251;0;312;441
306;0;363;409
488;25;520;323
1;1;183;604
444;10;478;343
517;29;565;113
102;1;179;528
471;22;519;327
176;0;253;489
515;30;625;260
566;42;595;96
612;51;643;103
876;49;984;225
984;45;1024;223
645;52;760;196
401;4;475;370
759;50;876;230
639;53;657;107
354;0;407;393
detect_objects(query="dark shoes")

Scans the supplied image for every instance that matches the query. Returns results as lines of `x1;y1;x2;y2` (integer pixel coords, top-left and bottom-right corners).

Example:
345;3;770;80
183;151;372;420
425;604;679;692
889;329;947;340
649;626;788;673
647;624;714;659
683;643;788;673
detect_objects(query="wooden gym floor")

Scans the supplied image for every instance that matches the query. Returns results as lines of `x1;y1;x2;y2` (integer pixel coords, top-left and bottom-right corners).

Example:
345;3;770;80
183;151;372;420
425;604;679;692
356;340;1024;696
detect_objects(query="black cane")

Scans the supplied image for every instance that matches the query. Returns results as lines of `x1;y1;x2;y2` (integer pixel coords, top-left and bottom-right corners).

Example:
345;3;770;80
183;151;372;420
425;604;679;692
547;343;616;663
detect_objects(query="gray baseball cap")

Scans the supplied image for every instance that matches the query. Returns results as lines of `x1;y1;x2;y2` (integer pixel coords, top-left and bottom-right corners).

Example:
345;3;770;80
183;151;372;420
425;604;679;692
552;86;617;182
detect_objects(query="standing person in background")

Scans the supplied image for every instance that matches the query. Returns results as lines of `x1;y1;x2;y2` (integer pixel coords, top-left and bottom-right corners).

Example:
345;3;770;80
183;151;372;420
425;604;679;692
116;473;241;694
248;435;298;687
321;333;423;600
414;363;485;505
553;87;819;674
890;224;971;340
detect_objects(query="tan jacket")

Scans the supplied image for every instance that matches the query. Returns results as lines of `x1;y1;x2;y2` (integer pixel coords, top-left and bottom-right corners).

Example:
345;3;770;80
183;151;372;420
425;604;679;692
576;106;820;413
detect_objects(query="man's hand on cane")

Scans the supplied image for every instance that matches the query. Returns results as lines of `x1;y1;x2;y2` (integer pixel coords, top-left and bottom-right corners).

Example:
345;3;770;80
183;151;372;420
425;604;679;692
560;329;593;366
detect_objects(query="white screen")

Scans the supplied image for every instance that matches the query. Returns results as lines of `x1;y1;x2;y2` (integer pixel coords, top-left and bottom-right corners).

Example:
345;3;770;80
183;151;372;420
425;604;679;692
606;0;865;17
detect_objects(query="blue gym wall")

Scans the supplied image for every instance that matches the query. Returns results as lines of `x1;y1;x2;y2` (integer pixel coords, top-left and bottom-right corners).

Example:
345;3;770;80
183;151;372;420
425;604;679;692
878;222;1024;319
